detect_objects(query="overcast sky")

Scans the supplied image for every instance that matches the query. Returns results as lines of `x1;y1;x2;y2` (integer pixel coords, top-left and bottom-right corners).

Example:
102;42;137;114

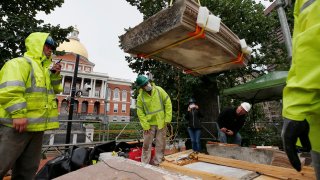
37;0;272;82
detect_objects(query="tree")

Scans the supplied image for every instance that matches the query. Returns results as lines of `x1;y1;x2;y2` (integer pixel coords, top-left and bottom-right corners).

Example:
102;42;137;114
123;0;293;146
0;0;73;67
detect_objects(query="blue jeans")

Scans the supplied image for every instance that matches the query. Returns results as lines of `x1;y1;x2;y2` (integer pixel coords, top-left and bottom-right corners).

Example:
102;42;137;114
219;130;242;145
187;127;201;152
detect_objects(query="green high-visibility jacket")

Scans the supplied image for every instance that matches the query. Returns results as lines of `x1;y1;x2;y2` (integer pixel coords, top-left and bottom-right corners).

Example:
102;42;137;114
136;83;172;130
282;0;320;152
0;32;63;131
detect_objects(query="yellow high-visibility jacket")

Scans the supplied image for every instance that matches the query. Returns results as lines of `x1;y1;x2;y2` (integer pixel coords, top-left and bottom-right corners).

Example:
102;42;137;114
282;0;320;152
136;83;172;130
0;32;62;131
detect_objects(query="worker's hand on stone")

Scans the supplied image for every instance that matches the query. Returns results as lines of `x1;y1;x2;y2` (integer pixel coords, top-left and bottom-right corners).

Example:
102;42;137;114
281;119;311;172
221;127;227;133
226;130;234;136
13;118;28;133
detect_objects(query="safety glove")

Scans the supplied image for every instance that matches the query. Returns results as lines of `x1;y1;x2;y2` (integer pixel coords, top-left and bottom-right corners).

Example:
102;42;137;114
282;119;311;171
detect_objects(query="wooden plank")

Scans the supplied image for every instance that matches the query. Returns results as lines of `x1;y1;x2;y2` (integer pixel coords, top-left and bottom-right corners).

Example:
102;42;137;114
253;175;279;180
164;149;194;162
198;154;316;180
160;161;232;180
271;150;301;168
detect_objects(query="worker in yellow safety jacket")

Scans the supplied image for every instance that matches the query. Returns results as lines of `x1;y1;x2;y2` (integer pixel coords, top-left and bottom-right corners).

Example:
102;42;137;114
136;75;172;166
0;32;62;179
282;0;320;178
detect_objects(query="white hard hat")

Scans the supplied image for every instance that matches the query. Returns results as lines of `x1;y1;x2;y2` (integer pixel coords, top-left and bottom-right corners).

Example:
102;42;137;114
241;102;251;112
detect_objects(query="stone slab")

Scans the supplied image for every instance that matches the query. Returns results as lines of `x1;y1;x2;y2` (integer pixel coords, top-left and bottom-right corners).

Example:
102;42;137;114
120;0;249;76
55;153;195;180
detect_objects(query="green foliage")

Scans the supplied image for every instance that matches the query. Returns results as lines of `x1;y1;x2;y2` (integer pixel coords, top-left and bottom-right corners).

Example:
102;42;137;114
0;0;73;67
240;103;282;147
124;0;294;146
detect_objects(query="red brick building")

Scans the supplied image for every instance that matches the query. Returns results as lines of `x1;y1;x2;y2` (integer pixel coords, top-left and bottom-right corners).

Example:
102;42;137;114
53;28;132;122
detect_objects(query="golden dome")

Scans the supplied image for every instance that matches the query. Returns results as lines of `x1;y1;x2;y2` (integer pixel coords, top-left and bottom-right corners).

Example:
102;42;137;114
57;27;89;59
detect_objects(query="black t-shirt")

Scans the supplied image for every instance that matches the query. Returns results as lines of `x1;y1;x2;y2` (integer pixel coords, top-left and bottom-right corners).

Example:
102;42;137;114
217;107;246;134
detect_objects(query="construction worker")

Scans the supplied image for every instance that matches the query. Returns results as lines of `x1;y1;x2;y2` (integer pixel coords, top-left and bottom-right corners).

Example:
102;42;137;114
0;32;62;179
282;0;320;177
217;102;251;145
136;75;172;166
186;98;203;152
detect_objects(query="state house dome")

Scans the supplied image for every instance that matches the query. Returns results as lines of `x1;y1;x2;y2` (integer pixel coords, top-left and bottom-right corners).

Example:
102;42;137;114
57;27;89;59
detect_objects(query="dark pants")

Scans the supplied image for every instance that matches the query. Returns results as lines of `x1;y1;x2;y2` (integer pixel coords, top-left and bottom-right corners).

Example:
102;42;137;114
187;127;201;152
0;125;44;180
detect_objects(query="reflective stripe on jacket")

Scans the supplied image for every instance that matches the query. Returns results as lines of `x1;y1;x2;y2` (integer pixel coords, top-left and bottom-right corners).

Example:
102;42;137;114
136;83;172;130
0;32;62;131
282;0;320;152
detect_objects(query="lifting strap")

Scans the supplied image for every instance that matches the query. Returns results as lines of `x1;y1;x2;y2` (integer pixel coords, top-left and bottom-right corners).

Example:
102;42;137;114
183;52;246;74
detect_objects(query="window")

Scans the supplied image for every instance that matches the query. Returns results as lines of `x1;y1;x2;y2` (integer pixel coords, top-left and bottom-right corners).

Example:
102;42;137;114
113;88;120;101
122;104;126;113
94;90;100;97
60;100;68;114
113;103;118;113
107;88;111;100
81;101;88;113
74;100;79;112
61;63;65;70
67;64;73;71
122;90;127;101
106;103;110;112
63;86;71;95
94;102;100;114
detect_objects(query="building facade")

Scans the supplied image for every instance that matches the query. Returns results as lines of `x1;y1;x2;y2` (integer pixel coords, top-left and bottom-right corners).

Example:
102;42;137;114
53;28;132;122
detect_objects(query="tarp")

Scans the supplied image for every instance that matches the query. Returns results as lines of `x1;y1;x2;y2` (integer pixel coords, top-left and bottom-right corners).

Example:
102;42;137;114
222;71;288;103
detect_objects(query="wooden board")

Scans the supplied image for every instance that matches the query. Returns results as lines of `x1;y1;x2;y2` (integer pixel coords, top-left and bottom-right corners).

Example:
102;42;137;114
120;0;249;76
197;153;316;180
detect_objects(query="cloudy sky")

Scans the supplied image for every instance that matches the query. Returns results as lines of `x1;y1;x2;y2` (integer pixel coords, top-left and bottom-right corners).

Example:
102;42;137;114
37;0;273;82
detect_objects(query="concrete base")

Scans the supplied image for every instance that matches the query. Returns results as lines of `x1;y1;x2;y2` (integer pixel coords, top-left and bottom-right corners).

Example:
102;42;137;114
206;144;274;164
206;143;296;169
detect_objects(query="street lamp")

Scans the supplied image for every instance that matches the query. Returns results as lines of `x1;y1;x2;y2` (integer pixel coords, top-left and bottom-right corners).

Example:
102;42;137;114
275;0;292;61
103;83;109;141
65;53;80;145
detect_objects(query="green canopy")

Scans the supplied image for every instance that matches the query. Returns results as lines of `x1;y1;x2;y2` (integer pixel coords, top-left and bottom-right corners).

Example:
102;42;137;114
222;71;288;103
